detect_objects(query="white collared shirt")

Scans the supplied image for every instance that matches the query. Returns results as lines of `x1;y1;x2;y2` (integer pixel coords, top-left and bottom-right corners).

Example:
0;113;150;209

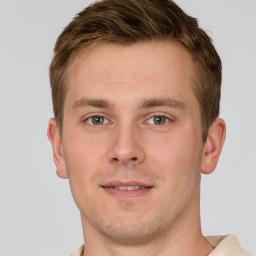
69;235;254;256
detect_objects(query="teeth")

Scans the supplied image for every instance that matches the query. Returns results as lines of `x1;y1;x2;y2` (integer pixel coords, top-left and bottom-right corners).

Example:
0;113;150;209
114;186;143;191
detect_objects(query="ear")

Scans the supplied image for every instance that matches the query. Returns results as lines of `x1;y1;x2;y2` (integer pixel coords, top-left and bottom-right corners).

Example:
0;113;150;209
47;118;68;179
201;118;226;175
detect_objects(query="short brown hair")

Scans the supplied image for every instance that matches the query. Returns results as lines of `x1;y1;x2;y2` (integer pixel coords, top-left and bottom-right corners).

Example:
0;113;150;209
49;0;222;141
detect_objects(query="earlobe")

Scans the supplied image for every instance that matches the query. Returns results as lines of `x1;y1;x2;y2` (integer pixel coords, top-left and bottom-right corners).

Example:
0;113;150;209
47;118;69;179
201;118;226;175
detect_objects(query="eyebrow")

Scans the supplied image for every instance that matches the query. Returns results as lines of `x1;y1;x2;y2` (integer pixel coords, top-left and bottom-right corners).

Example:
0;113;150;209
72;98;113;111
140;98;186;109
72;97;186;111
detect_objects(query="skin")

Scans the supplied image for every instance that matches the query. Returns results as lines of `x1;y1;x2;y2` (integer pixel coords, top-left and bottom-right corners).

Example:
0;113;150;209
48;41;226;256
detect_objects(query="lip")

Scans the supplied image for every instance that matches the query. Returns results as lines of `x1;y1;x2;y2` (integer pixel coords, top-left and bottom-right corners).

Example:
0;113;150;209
102;180;152;187
101;180;153;200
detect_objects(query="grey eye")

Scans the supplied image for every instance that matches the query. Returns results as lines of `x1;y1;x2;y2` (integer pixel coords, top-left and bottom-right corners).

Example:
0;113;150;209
88;116;107;125
153;116;167;125
147;115;169;125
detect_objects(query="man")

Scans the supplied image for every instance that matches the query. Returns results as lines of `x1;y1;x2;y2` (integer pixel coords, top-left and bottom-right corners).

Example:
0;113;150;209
47;0;253;255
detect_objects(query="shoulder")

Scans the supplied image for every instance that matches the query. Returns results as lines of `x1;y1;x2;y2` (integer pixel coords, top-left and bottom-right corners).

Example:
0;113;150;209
206;235;254;256
69;244;84;256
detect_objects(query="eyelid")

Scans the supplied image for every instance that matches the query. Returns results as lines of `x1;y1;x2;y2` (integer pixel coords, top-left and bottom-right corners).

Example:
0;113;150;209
81;112;175;126
82;113;112;125
147;115;171;125
86;116;109;125
144;112;175;123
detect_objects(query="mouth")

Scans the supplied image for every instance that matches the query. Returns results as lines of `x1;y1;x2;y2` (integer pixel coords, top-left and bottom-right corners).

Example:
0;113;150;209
101;181;153;199
104;185;149;191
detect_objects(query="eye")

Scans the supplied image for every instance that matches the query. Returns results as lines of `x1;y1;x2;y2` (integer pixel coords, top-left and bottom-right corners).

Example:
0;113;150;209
85;115;109;125
147;115;170;125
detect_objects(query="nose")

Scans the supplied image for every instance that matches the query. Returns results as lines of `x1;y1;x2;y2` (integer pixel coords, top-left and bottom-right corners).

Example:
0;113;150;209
108;123;146;165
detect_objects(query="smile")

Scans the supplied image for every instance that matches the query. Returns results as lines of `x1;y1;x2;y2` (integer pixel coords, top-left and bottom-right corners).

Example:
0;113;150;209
101;181;153;199
109;186;147;191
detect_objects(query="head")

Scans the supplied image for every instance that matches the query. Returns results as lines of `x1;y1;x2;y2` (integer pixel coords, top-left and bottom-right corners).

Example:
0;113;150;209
48;0;226;247
49;0;222;142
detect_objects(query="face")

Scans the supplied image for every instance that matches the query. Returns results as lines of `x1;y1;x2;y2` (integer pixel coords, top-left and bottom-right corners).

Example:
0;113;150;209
50;41;216;244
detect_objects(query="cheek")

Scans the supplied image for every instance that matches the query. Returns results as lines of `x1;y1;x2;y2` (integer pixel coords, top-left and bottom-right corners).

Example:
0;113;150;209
64;130;105;164
147;130;200;163
62;132;107;191
146;131;202;185
62;135;105;210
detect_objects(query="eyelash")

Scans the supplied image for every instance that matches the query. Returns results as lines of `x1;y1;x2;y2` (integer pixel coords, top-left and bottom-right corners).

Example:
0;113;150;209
84;115;110;125
146;115;172;125
83;114;173;127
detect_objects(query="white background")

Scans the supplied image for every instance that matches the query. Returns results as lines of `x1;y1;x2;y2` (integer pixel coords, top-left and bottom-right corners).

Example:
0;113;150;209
0;0;255;255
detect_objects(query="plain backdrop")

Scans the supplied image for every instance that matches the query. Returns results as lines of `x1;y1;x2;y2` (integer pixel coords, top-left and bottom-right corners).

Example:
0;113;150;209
0;0;255;255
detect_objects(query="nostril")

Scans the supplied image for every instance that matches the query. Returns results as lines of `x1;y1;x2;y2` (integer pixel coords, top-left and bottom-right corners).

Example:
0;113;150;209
112;157;119;162
111;156;138;163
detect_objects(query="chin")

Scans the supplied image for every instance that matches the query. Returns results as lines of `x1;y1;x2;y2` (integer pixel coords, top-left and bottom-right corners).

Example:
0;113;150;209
95;216;171;245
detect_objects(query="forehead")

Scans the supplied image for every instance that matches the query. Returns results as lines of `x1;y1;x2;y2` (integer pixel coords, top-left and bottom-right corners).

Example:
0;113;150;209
65;41;196;105
71;41;193;78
